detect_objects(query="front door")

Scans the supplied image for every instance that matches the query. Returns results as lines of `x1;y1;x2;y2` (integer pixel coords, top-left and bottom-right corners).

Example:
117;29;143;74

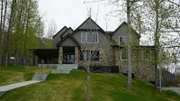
63;54;75;64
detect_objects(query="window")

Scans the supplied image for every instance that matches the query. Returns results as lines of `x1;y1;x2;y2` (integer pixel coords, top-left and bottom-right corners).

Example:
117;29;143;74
81;32;98;43
119;36;129;45
143;50;150;60
121;50;128;59
80;50;99;61
81;32;87;43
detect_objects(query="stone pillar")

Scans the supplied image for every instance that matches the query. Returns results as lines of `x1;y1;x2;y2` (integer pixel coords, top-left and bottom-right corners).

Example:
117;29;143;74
59;47;63;64
35;56;38;66
75;47;79;64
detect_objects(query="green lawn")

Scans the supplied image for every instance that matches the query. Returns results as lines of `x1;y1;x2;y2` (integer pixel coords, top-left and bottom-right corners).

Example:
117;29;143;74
0;67;180;101
0;66;52;86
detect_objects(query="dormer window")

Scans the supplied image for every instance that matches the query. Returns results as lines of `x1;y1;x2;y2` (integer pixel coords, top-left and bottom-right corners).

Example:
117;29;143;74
119;36;129;45
81;32;98;43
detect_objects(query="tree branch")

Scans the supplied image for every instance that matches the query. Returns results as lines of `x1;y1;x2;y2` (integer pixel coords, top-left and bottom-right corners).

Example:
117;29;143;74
166;0;180;7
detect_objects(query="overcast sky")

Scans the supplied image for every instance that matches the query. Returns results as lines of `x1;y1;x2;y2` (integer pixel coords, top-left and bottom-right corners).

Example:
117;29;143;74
38;0;122;33
38;0;179;40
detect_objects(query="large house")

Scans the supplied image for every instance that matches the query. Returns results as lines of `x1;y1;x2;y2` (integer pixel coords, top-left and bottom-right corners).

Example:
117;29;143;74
33;17;156;81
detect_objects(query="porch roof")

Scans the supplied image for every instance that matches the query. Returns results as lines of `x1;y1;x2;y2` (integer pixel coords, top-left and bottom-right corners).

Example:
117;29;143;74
33;49;58;59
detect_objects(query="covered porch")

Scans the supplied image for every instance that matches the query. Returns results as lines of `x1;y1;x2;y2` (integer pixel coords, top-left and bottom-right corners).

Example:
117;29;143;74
58;47;79;64
57;34;81;65
33;49;59;66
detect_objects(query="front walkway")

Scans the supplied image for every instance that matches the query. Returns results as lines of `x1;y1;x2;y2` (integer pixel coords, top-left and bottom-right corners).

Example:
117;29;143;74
162;87;180;95
0;81;40;92
0;73;48;97
0;81;40;97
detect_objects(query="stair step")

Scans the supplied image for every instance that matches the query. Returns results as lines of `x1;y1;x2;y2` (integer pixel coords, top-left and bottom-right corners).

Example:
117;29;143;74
51;64;78;74
32;73;48;81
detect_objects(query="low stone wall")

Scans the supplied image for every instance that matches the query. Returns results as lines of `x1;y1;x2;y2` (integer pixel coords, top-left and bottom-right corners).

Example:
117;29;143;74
38;64;58;68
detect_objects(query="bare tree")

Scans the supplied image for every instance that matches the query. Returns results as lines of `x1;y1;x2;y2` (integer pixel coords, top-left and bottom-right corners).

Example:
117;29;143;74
47;19;57;39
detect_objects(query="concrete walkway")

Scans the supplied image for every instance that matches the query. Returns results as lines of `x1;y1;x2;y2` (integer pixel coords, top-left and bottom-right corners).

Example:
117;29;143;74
0;73;49;97
0;81;40;92
0;81;40;97
162;87;180;95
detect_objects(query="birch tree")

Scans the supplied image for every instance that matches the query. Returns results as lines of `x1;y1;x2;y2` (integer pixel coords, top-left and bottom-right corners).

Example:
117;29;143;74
0;0;8;66
5;0;17;67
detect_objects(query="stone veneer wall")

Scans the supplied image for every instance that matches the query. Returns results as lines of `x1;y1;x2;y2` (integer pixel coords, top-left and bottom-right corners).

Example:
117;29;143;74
59;47;63;64
114;48;155;81
78;48;115;67
75;47;79;64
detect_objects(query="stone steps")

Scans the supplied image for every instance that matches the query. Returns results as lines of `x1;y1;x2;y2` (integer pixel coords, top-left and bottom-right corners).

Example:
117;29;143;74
31;73;48;81
52;64;78;74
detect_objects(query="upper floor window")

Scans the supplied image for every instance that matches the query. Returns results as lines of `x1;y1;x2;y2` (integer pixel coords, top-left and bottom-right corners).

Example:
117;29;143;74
119;36;129;45
81;32;98;43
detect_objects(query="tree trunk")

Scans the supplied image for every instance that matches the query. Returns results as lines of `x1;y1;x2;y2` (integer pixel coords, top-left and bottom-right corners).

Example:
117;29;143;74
14;0;24;66
159;67;162;93
0;0;4;66
154;0;160;90
0;0;7;66
5;0;16;67
23;1;31;66
127;0;132;89
86;67;90;101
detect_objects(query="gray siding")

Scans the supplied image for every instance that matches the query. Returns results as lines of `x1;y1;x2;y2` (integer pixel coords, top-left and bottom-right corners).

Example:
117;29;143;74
60;37;78;47
61;29;73;38
73;31;112;49
52;27;68;48
112;25;139;45
79;18;101;30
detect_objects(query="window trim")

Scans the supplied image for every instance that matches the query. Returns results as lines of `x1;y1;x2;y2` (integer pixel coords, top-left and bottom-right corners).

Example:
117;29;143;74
142;50;151;60
81;32;87;43
120;50;128;60
119;36;129;45
81;32;98;43
81;50;99;61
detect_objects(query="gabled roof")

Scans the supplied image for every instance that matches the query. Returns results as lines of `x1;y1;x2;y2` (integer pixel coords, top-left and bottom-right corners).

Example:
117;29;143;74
60;27;74;38
113;22;141;38
53;26;68;38
56;34;80;47
74;17;105;33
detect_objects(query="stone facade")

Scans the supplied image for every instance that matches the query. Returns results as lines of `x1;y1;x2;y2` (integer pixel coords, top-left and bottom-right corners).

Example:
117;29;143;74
78;48;115;67
59;47;63;64
114;48;155;81
57;46;155;81
74;47;79;64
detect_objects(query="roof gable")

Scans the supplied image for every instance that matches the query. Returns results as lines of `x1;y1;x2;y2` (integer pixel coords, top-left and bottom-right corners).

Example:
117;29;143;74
53;26;68;38
113;22;141;38
75;17;105;32
60;27;74;38
56;34;80;47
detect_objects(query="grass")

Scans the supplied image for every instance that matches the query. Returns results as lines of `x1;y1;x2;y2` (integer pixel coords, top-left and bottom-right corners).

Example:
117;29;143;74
0;66;52;86
0;67;180;101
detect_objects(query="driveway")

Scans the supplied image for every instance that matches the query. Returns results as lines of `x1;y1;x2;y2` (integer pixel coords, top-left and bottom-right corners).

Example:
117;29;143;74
162;87;180;95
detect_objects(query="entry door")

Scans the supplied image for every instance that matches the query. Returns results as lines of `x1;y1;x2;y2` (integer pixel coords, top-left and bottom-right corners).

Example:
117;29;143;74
64;54;75;64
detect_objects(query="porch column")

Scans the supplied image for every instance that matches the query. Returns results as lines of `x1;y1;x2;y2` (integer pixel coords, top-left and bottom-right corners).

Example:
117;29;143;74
35;56;38;66
59;47;63;64
75;47;79;64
